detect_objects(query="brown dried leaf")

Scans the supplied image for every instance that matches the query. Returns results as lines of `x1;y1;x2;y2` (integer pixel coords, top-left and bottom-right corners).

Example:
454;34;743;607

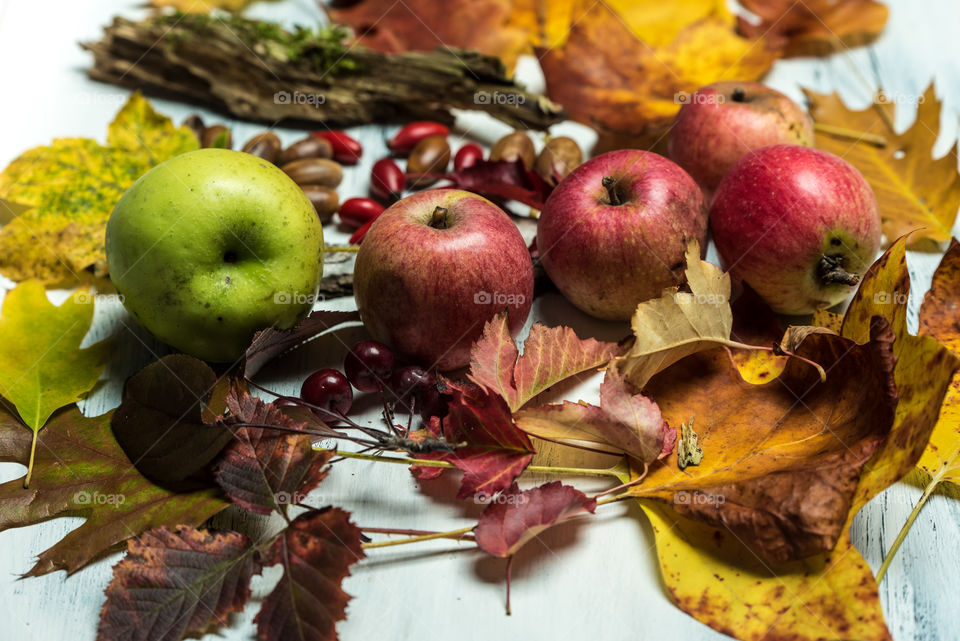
98;526;259;641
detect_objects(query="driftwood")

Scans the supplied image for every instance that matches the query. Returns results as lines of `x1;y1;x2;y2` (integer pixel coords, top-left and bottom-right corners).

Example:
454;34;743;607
82;15;565;130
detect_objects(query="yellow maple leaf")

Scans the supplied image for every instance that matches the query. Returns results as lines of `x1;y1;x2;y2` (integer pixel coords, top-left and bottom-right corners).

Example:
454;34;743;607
0;92;198;285
806;85;960;251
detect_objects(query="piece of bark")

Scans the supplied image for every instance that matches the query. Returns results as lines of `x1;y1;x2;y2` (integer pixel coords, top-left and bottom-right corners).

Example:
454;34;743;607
81;15;565;130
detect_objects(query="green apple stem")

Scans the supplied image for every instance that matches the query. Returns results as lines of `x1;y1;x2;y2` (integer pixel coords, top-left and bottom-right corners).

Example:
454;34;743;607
601;176;621;206
817;254;861;287
429;206;449;229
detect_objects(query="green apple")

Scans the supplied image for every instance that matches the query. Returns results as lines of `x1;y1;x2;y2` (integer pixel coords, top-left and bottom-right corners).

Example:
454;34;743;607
106;148;324;362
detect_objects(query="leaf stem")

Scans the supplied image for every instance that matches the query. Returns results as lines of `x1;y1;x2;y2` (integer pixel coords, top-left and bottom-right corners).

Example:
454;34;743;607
361;525;475;549
324;245;360;253
875;468;944;583
813;122;887;148
317;447;624;478
360;526;475;540
23;430;38;489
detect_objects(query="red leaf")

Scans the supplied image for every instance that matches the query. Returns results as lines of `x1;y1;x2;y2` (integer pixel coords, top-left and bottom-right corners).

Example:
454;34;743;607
98;526;259;641
255;507;365;641
474;481;596;557
245;310;361;377
437;381;536;499
434;158;553;209
468;312;621;411
514;368;674;464
215;385;333;514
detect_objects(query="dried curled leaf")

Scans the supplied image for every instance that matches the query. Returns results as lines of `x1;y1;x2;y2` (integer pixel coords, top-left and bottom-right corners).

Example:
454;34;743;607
468;311;620;411
737;0;888;56
807;86;959;251
617;239;743;389
638;238;959;641
514;368;673;464
0;92;198;283
0;405;229;577
215;385;333;514
255;507;365;641
244;310;360;377
98;526;260;641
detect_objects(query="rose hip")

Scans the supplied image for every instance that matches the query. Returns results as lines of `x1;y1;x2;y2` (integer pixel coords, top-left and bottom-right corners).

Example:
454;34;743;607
454;143;484;171
339;197;385;229
311;130;363;164
370;158;405;204
388;121;450;157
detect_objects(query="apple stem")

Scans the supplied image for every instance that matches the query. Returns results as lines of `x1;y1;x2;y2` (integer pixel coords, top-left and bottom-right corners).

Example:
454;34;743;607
601;176;621;206
731;87;746;102
817;255;861;287
429;206;449;229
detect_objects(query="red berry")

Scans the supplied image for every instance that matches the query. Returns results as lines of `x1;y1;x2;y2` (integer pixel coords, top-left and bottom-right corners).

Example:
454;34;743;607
344;340;395;392
388;121;450;157
370;158;405;204
301;368;353;415
454;143;484;171
311;130;362;164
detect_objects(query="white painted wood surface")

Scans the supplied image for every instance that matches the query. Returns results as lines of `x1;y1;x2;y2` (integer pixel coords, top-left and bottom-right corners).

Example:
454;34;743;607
1;0;959;639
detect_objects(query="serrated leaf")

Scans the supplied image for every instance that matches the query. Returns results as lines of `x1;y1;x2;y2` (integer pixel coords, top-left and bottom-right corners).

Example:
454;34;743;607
215;385;333;514
111;355;233;491
0;404;229;576
98;526;260;641
244;310;361;377
0;92;199;283
0;280;109;485
468;311;620;411
637;238;958;641
256;507;365;641
474;481;596;558
514;367;672;463
806;85;960;251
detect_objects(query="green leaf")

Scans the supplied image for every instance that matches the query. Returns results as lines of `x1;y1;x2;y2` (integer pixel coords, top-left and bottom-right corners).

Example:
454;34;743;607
0;280;109;486
0;403;229;576
0;92;199;284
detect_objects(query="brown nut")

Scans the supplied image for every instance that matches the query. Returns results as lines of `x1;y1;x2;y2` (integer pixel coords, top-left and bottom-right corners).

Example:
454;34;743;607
535;136;583;185
490;131;535;169
201;124;232;149
406;135;450;188
281;158;343;187
241;132;282;163
183;114;206;140
301;185;339;223
278;136;333;165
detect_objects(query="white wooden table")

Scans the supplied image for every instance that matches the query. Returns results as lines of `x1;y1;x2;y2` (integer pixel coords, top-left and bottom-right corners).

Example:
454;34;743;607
1;0;959;639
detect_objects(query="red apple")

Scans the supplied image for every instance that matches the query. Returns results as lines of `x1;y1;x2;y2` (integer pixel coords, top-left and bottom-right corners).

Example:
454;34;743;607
537;149;708;320
710;144;881;315
668;81;814;196
354;189;533;371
